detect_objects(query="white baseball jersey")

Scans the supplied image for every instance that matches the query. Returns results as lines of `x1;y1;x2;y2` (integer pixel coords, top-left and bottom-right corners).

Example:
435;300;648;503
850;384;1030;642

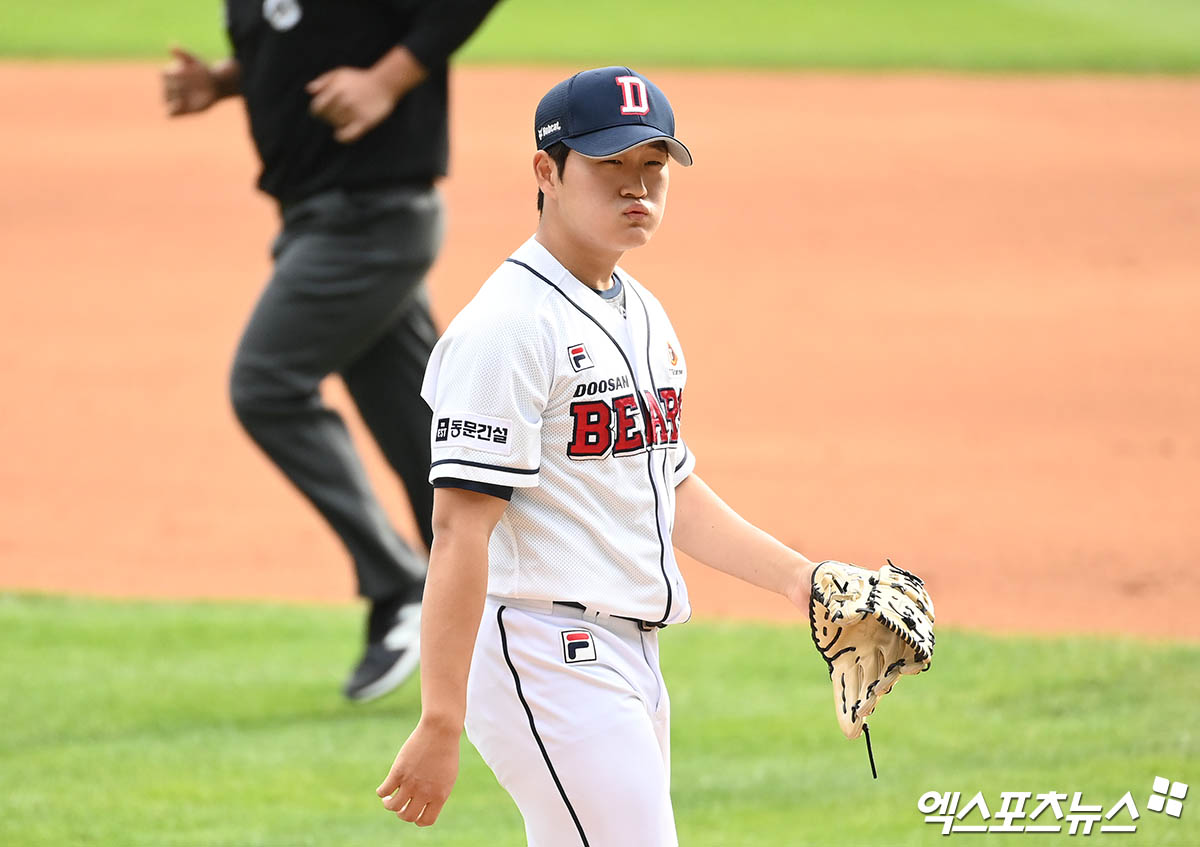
421;236;695;625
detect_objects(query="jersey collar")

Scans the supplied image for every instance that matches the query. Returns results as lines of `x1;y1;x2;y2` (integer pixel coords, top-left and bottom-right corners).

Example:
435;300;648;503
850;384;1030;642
510;235;636;351
512;236;630;301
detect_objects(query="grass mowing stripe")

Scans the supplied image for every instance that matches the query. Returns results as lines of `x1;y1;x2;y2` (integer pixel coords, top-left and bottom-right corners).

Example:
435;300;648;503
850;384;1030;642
2;0;1199;71
3;593;1197;845
1000;0;1200;46
460;0;1200;72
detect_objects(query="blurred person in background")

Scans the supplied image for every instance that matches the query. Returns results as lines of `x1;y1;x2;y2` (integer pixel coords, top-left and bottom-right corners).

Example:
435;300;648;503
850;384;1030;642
162;0;503;702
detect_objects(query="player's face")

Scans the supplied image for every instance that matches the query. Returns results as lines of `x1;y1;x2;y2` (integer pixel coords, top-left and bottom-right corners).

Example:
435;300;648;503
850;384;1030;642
557;142;670;252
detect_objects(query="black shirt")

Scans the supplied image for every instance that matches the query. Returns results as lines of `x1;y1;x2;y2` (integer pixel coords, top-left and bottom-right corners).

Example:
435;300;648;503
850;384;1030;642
225;0;501;204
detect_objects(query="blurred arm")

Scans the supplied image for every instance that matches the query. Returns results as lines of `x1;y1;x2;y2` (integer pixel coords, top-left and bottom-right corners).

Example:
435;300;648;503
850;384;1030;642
308;0;503;141
162;47;240;116
398;0;505;70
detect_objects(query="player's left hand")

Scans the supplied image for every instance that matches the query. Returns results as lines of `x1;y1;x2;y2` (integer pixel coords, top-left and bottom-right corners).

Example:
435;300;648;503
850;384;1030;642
376;718;461;827
810;559;935;740
306;66;398;144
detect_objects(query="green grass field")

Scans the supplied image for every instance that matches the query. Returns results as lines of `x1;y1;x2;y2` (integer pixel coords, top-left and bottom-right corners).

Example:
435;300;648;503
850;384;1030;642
2;0;1199;70
3;593;1197;846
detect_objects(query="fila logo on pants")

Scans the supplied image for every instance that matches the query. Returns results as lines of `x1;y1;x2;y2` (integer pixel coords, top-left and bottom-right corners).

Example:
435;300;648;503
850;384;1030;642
561;630;596;663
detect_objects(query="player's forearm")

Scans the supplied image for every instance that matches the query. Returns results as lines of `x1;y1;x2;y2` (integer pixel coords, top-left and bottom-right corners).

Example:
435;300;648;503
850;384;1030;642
415;526;490;732
672;474;815;608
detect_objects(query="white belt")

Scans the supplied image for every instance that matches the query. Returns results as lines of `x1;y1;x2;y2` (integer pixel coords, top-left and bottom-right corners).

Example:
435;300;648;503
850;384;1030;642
492;596;664;633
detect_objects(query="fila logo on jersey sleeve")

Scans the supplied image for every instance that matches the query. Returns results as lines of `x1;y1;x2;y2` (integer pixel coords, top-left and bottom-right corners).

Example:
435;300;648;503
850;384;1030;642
567;343;594;372
615;76;649;115
561;629;596;663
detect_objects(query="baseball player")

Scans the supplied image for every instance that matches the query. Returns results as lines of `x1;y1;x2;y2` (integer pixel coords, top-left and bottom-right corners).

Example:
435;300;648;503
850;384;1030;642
374;68;827;845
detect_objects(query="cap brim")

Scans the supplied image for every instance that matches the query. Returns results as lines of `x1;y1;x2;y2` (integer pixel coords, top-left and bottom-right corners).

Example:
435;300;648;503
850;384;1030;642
564;125;693;167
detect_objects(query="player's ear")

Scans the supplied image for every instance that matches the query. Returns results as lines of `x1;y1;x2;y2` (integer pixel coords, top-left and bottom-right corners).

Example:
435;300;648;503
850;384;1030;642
533;150;558;199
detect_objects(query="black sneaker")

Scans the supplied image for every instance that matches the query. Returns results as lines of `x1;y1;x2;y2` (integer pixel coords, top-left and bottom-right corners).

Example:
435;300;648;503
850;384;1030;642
343;592;422;703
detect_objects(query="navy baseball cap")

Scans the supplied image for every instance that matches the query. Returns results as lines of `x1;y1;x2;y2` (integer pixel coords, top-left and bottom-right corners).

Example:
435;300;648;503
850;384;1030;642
534;67;693;167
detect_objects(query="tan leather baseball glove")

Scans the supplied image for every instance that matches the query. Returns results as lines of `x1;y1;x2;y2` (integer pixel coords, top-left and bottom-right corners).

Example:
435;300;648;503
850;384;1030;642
809;560;935;742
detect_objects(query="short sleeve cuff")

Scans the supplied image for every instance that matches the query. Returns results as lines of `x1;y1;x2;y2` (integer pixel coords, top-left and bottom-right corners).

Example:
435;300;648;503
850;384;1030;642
433;477;514;501
673;443;696;485
430;457;540;488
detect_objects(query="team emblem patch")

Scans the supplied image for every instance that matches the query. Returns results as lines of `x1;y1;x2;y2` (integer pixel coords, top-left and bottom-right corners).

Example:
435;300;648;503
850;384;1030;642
667;342;678;367
262;0;302;31
567;343;594;373
561;629;596;663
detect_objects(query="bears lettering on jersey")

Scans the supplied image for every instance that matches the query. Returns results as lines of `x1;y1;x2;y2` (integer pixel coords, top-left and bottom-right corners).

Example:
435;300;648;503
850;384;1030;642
567;400;612;458
612;394;645;455
567;388;683;459
641;389;669;447
657;387;681;444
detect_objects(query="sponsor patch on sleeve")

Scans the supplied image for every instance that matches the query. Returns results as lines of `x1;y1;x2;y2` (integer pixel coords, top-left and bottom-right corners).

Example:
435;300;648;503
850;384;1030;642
434;413;513;456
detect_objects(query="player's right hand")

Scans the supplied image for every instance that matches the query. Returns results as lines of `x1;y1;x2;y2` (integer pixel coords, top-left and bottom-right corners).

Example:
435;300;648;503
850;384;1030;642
162;46;218;116
376;717;461;827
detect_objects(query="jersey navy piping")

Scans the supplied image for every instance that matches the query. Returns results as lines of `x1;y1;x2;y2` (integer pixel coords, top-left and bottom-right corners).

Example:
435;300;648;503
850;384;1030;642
430;458;539;474
497;605;591;846
504;258;674;625
623;276;673;627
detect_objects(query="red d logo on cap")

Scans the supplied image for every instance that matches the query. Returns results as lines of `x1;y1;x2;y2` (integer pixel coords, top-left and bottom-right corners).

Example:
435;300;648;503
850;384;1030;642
615;76;650;116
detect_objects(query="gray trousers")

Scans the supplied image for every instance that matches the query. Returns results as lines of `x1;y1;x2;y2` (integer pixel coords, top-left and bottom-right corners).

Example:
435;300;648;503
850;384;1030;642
229;185;443;600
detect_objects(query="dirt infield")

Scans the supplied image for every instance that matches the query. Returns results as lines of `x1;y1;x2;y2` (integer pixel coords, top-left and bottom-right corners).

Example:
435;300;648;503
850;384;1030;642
2;64;1197;638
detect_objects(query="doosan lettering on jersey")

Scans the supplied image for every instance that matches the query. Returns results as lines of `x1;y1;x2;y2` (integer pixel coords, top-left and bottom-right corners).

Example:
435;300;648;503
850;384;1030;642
571;375;631;397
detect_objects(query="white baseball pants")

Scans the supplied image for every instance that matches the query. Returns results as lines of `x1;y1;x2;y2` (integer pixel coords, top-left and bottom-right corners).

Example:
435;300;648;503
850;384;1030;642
465;596;678;847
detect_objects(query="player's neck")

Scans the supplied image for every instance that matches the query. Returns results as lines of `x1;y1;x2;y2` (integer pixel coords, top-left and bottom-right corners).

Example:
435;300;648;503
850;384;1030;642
534;225;620;292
